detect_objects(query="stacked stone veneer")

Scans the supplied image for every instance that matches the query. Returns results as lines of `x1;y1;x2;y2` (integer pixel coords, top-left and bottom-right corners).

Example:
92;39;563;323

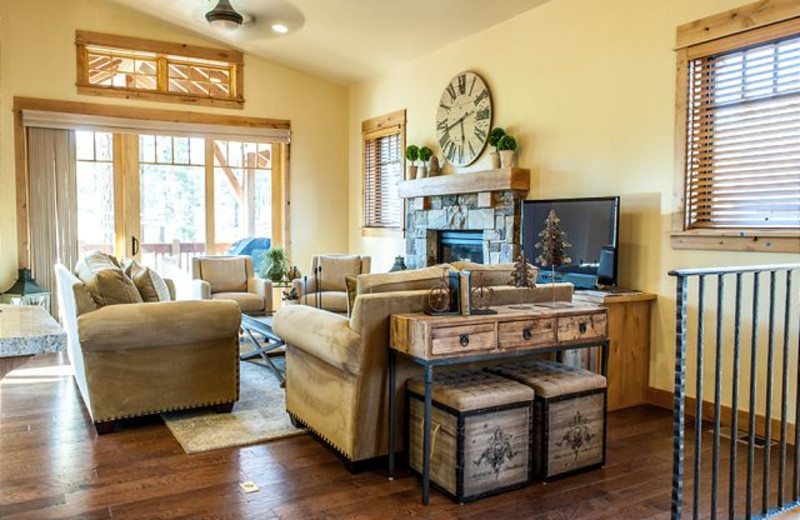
405;190;526;269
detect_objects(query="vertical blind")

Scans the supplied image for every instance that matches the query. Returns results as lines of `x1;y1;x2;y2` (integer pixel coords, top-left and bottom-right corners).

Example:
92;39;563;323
685;32;800;229
364;131;402;228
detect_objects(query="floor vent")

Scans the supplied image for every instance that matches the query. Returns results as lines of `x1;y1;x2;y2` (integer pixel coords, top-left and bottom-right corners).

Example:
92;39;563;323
715;426;769;449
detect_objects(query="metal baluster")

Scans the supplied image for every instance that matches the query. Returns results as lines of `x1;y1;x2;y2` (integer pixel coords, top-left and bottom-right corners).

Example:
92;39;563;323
672;274;688;520
780;271;793;505
694;276;706;520
729;273;743;520
746;272;761;520
763;271;777;515
712;275;725;520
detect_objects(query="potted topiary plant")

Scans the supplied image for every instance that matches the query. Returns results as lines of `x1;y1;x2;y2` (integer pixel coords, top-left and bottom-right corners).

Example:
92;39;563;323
488;127;506;168
418;146;433;179
259;247;290;283
497;134;518;168
405;145;419;180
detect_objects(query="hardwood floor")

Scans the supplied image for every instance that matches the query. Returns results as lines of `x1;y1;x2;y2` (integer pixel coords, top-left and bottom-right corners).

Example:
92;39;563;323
0;353;688;519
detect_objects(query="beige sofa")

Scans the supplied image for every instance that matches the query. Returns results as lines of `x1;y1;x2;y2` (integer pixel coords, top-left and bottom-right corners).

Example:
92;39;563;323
291;254;371;313
191;255;272;316
55;259;242;434
273;264;572;469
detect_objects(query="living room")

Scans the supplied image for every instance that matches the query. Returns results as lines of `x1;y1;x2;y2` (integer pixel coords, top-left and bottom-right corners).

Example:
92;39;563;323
1;0;798;519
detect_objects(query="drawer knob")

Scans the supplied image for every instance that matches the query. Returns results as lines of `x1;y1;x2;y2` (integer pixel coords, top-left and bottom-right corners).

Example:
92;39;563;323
522;328;533;341
579;322;588;334
459;334;470;347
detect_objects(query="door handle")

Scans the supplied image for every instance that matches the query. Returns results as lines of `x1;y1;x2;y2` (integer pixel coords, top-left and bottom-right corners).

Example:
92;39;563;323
131;236;140;256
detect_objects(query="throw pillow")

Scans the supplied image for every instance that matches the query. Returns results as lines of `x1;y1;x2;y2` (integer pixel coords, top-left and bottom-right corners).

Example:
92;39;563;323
132;267;171;303
74;252;143;307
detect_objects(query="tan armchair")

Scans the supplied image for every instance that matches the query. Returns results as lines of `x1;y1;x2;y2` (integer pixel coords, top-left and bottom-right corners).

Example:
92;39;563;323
273;265;573;469
55;262;241;434
291;254;371;314
191;255;272;316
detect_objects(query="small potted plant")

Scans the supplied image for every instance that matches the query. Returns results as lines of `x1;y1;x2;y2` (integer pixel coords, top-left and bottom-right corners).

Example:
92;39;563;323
418;146;433;179
497;134;518;168
259;247;290;283
488;127;506;168
405;145;419;180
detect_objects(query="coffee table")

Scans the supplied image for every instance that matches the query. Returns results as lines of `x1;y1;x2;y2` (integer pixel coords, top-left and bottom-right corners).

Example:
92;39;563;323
240;314;285;387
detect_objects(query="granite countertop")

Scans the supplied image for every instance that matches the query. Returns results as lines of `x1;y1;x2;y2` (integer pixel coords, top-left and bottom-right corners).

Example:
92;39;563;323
0;304;67;358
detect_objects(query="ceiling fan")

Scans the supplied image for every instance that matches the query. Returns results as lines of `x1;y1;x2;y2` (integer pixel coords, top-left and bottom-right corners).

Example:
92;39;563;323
205;0;296;35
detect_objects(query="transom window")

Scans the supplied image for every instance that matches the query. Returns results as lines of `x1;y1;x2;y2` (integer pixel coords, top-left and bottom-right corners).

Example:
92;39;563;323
76;31;244;108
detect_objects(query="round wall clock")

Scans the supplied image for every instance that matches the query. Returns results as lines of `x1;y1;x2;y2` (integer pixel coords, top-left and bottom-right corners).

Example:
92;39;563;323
436;71;492;167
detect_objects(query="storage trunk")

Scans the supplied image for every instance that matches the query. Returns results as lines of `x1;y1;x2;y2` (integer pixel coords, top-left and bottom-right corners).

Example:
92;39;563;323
407;370;533;503
486;360;607;481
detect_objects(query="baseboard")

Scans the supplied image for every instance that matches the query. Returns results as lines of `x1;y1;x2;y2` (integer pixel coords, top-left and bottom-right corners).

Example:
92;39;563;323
647;386;796;445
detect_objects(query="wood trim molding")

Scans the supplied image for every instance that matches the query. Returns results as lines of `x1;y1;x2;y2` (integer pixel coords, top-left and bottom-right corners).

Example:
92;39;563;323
360;227;403;238
362;109;406;135
676;0;800;49
13;97;289;129
670;231;800;253
75;85;244;110
14;109;28;269
647;386;796;445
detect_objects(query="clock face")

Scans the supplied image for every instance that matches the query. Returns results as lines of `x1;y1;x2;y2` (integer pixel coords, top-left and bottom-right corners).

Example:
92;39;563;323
436;71;492;167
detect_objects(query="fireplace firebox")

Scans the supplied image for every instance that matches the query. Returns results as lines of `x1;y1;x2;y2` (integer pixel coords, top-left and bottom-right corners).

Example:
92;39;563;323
437;230;484;264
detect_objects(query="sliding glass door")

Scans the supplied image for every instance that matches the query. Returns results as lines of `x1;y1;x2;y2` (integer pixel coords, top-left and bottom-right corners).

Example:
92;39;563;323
75;131;115;256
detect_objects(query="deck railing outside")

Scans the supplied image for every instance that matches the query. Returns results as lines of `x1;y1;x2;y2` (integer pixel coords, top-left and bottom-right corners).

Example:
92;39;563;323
670;264;800;520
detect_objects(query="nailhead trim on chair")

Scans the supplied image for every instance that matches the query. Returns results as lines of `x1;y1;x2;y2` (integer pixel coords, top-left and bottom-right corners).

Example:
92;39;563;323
288;409;351;458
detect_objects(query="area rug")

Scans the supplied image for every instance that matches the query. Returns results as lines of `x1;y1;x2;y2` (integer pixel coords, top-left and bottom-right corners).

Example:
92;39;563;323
162;340;305;454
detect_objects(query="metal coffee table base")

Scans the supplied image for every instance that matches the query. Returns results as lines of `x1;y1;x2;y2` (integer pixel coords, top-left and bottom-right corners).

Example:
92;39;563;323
240;315;285;387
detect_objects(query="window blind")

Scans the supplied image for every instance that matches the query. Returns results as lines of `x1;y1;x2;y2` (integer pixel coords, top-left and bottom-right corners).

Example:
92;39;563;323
364;131;402;228
685;32;800;230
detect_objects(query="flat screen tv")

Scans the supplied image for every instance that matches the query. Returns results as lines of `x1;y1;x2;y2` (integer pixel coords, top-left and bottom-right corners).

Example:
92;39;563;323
521;197;620;289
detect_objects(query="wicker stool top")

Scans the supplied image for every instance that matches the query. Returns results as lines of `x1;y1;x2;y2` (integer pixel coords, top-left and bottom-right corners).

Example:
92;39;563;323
486;361;606;398
407;370;534;411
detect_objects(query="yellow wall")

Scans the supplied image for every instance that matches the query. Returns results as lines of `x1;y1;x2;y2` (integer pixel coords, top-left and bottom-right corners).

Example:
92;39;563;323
347;0;799;396
0;0;350;289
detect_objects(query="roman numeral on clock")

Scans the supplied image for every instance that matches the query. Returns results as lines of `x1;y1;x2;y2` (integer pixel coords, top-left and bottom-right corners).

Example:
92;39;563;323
457;74;466;95
469;76;476;96
437;120;448;131
446;84;457;101
439;103;451;112
439;133;451;150
476;108;490;121
474;89;488;105
474;128;486;141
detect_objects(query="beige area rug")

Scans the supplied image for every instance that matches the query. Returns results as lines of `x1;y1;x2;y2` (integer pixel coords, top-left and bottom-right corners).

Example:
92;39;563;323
162;339;305;454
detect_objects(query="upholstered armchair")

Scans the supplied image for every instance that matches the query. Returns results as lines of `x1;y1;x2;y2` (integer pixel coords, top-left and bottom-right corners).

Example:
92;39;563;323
191;255;273;316
291;254;371;314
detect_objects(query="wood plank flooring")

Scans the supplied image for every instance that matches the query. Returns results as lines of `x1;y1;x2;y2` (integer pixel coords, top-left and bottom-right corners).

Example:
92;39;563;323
0;352;783;520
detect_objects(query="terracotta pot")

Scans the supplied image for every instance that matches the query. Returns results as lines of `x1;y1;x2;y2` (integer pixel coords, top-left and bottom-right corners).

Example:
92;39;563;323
499;150;517;168
406;165;418;180
489;150;501;169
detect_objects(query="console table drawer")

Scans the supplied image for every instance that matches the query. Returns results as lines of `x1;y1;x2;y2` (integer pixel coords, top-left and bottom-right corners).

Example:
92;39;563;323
557;313;607;342
498;318;556;349
431;324;496;356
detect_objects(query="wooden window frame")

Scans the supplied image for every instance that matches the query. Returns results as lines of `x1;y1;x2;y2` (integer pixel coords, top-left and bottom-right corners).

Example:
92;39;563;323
75;31;244;109
361;109;406;238
13;97;290;270
671;1;800;253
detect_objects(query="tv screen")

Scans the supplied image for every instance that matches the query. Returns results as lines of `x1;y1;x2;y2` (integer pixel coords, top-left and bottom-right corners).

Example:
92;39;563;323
521;197;620;289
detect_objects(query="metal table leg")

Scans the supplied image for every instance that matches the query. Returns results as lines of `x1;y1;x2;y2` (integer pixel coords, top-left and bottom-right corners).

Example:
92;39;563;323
422;363;434;505
241;327;286;387
388;348;396;480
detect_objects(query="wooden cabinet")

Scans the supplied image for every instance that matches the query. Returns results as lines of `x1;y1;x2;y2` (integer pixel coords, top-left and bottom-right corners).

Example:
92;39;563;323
573;291;656;412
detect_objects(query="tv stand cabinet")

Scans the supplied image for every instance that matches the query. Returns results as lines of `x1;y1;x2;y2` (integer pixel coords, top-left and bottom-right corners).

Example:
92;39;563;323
573;290;656;411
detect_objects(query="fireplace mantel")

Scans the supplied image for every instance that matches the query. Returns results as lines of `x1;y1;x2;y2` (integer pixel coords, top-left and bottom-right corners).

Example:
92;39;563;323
398;168;529;199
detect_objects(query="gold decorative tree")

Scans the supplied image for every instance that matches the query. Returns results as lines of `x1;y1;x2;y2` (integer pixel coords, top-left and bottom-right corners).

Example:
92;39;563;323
507;251;537;309
535;209;572;305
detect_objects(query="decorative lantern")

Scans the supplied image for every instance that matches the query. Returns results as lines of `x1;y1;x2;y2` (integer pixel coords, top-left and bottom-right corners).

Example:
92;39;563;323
0;268;51;313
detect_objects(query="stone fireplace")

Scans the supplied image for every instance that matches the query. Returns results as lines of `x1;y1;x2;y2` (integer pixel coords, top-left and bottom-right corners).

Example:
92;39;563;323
400;169;529;269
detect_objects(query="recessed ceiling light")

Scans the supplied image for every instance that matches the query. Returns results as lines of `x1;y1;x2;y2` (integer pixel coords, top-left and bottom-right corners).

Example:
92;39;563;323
271;24;289;34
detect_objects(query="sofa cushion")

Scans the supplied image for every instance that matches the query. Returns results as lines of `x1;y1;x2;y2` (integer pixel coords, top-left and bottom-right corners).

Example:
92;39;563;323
356;264;454;295
299;291;348;313
486;360;606;398
344;274;358;317
317;255;363;292
198;257;247;293
132;267;171;303
75;252;142;307
452;261;540;287
212;292;266;314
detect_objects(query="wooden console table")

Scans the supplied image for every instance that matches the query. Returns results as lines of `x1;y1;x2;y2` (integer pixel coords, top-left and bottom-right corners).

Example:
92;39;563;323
388;302;609;505
573;291;656;411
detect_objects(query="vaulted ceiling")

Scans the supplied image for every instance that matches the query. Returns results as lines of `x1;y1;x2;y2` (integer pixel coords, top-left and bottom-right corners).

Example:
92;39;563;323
107;0;552;85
